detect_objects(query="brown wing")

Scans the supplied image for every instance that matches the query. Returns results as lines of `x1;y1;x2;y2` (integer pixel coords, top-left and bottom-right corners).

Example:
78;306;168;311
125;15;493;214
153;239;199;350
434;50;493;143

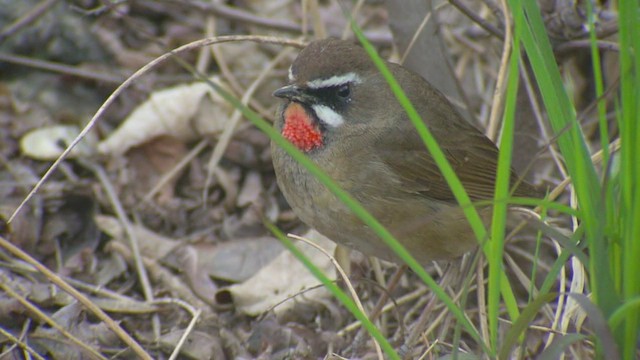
376;122;539;202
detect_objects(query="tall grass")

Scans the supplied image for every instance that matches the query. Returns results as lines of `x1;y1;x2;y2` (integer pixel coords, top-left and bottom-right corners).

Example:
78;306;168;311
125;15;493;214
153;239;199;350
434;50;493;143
512;0;639;358
611;0;640;358
355;1;639;356
214;1;638;357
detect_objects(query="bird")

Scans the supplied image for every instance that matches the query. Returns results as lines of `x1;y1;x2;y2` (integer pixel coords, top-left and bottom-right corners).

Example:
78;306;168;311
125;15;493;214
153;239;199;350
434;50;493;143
270;38;540;265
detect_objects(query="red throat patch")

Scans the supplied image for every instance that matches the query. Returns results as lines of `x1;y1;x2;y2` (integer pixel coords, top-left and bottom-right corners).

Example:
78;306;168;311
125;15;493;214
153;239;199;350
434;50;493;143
282;102;323;152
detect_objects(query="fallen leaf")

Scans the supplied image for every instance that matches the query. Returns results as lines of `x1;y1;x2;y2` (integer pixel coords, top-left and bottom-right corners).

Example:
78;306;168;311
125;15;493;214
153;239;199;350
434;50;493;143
237;171;263;208
32;302;117;359
19;125;96;160
220;230;336;316
159;330;225;360
97;78;233;155
127;135;188;204
94;215;176;260
42;194;99;265
165;245;219;305
193;237;284;283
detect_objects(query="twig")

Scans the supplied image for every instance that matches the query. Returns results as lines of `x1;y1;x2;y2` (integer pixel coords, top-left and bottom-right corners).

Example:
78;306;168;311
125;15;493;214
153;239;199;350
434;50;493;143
108;242;215;311
0;278;109;360
350;264;407;353
206;17;274;121
0;0;59;43
185;0;306;34
288;233;384;360
142;139;209;204
448;0;504;39
203;47;296;202
88;160;162;341
0;325;46;360
0;53;125;84
485;0;512;141
181;0;393;44
306;0;327;39
339;286;428;334
362;266;406;326
168;309;201;360
399;11;432;65
0;236;152;359
476;257;490;344
545;137;621;204
152;298;202;360
518;59;568;184
207;18;243;100
6;35;304;225
341;0;366;40
88;163;155;301
554;39;619;56
401;266;472;354
70;0;128;16
4;256;152;305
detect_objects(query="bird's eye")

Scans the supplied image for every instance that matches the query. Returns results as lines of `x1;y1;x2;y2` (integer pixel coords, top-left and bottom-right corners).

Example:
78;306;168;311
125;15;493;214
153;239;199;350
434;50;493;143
336;84;350;99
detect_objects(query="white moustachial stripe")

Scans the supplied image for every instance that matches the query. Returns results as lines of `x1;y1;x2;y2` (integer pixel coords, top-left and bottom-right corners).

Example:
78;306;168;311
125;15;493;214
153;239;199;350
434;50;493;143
307;72;361;89
312;104;344;127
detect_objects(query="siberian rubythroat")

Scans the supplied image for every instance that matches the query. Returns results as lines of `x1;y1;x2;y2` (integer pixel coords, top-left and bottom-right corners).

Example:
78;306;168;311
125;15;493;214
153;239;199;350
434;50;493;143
271;39;539;265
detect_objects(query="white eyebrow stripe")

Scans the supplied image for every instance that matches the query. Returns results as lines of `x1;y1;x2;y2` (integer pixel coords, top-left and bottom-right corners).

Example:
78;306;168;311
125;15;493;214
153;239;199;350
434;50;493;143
312;104;344;127
307;72;361;89
288;66;295;82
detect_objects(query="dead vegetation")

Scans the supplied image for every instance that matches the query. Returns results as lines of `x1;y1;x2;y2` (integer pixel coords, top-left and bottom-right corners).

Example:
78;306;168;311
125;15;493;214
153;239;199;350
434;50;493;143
0;0;620;359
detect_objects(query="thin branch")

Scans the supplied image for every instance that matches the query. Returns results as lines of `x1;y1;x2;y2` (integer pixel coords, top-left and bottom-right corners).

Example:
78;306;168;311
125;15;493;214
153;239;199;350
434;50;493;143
0;0;59;43
0;277;110;360
7;35;304;225
289;233;384;360
0;53;125;84
448;0;504;39
0;237;153;359
89;163;155;303
180;0;392;44
0;326;47;360
485;0;513;141
554;39;619;56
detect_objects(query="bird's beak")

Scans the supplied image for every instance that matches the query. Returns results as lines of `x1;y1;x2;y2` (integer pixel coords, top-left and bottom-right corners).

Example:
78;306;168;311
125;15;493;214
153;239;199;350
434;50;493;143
273;85;312;103
273;85;301;99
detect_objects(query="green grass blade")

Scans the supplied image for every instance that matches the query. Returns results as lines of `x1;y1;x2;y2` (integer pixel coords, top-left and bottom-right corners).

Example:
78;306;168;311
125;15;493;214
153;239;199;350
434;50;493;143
350;27;492;354
536;334;588;360
487;13;524;348
510;0;618;321
201;74;487;352
585;0;610;175
608;295;640;332
266;223;400;359
617;0;640;357
351;25;486;245
498;293;557;358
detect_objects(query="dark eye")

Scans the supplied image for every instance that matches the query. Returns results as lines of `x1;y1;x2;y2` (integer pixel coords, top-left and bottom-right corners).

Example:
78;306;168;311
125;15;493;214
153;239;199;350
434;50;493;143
337;84;350;99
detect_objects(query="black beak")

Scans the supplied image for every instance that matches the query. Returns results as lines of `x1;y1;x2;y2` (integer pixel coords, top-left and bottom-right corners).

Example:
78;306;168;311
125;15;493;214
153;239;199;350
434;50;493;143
273;85;301;99
273;85;313;103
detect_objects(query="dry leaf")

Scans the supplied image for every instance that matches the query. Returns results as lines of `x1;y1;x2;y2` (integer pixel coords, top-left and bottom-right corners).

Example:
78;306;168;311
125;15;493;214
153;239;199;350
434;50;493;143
98;77;232;155
32;303;118;359
94;215;176;260
159;330;225;360
221;230;336;316
165;245;219;305
193;237;284;283
42;194;99;265
237;171;263;208
127;135;188;204
19;125;96;160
